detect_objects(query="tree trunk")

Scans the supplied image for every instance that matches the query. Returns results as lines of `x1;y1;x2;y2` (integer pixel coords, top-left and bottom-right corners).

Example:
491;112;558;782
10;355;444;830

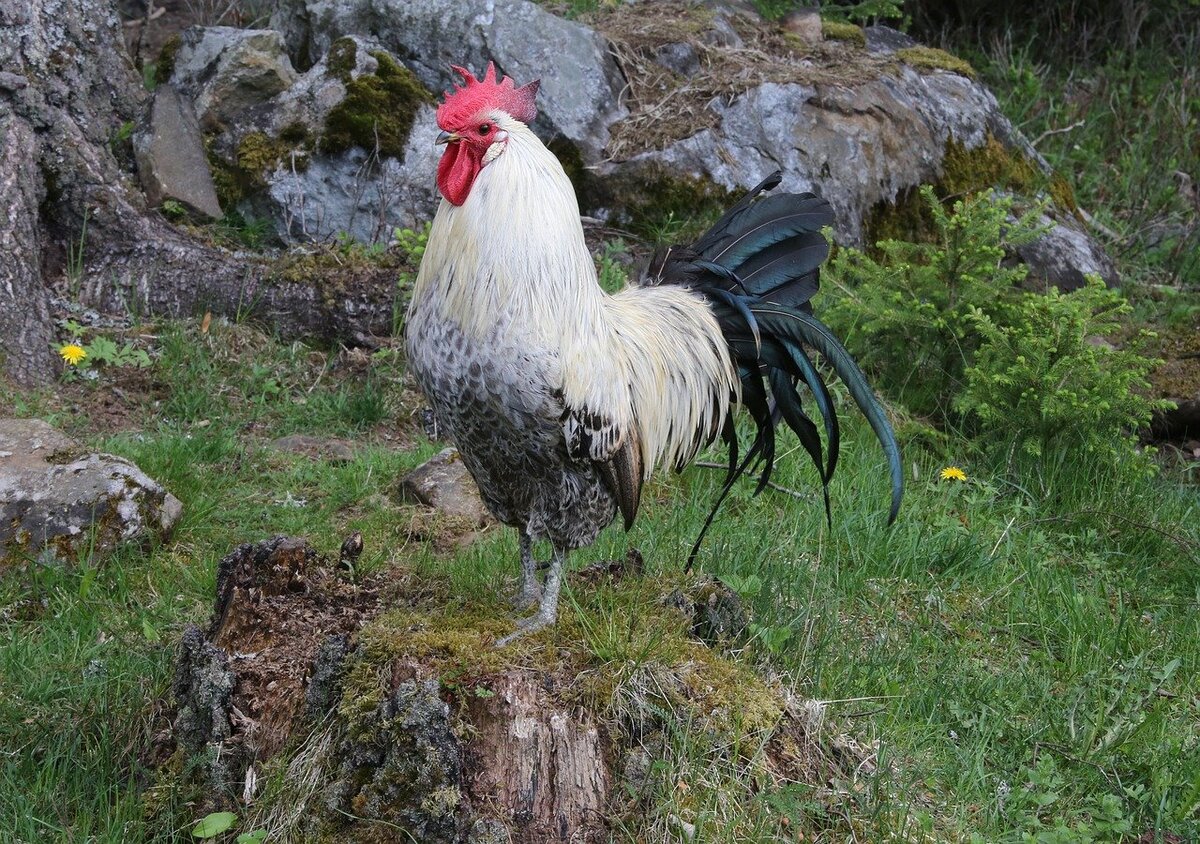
0;105;56;385
169;535;615;843
0;0;398;388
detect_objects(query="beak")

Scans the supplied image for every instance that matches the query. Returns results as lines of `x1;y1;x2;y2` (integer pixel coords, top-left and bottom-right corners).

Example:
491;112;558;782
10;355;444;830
436;130;459;145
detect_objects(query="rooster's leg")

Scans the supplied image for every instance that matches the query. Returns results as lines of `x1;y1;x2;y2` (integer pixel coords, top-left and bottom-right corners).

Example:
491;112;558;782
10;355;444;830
497;546;565;647
512;531;543;610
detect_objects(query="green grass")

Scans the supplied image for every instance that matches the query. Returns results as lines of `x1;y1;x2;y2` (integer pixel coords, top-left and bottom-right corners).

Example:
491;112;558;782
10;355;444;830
958;20;1200;296
4;317;1200;842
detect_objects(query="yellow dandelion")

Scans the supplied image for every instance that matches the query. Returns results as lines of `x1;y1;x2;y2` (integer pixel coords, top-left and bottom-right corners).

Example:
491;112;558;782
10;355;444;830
59;344;87;366
939;466;967;482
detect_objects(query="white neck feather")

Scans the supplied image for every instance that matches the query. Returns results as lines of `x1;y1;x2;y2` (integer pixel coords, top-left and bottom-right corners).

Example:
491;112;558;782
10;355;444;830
412;115;602;344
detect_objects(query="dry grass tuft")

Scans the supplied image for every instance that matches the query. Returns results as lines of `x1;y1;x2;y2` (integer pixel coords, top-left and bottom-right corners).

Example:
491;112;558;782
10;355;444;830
589;2;890;159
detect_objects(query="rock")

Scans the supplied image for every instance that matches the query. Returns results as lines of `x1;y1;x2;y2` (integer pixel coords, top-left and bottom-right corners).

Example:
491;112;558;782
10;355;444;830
653;42;701;76
0;418;183;567
613;72;994;243
399;448;493;527
270;0;627;159
167;27;298;132
1149;326;1200;441
195;31;441;243
782;8;823;44
608;62;1116;287
863;24;918;53
134;86;223;219
162;3;1113;291
1014;207;1120;291
699;6;746;48
268;433;356;462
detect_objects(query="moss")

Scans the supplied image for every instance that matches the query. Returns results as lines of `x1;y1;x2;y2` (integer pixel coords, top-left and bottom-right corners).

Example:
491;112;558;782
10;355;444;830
1149;325;1200;399
866;133;1081;245
278;121;313;147
337;603;559;739
895;45;977;80
156;33;181;83
207;131;311;209
597;162;738;242
941;133;1038;196
321;53;433;161
820;19;866;46
1048;172;1080;214
326;37;359;83
236;132;291;184
680;644;784;737
547;138;600;213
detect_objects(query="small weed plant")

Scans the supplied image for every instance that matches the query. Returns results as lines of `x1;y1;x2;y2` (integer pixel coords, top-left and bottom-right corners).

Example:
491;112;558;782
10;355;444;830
55;319;152;380
392;221;431;333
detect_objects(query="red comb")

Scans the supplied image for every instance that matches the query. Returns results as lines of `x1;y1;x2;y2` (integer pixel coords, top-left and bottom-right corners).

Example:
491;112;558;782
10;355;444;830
437;63;540;129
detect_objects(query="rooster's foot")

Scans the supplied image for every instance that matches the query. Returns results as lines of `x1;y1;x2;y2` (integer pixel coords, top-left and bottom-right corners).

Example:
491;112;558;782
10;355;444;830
495;607;556;647
510;582;542;612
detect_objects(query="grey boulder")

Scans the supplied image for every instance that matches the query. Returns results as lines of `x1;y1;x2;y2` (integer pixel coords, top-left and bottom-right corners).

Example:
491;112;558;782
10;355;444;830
399;447;493;527
167;27;298;131
0;419;182;567
610;63;1117;287
134;86;223;219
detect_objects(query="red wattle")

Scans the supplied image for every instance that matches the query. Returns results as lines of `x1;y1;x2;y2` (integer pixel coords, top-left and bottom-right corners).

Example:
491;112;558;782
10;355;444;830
436;142;480;206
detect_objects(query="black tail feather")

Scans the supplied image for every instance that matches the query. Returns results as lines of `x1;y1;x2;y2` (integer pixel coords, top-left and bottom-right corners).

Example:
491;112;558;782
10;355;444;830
645;172;903;571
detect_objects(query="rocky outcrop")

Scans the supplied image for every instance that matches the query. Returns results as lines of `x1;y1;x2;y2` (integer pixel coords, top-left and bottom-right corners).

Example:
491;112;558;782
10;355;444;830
155;5;1114;287
0;418;182;566
596;15;1116;288
166;27;439;243
269;0;627;159
168;27;298;132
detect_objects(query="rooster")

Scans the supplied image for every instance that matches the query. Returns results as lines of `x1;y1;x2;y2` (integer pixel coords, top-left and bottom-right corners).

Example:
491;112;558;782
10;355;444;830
405;64;902;645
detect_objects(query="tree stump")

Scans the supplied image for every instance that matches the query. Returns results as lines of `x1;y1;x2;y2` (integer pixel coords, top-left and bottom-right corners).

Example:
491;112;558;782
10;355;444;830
164;536;873;842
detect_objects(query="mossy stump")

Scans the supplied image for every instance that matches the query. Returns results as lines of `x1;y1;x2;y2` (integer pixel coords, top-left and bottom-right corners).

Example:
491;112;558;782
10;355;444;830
162;536;869;842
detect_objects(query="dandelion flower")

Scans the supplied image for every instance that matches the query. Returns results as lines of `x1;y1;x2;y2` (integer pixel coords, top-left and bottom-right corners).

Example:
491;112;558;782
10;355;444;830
59;344;87;366
939;466;967;482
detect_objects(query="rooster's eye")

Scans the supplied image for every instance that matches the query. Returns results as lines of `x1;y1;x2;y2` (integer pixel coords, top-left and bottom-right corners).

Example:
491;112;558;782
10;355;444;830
478;123;491;136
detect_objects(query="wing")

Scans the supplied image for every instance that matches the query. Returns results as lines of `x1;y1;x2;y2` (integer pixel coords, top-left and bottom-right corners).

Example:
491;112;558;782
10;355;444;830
562;404;644;530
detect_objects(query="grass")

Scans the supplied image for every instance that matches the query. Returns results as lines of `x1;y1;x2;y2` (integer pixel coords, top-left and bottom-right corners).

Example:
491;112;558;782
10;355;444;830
3;313;1198;841
4;11;1200;841
950;14;1200;297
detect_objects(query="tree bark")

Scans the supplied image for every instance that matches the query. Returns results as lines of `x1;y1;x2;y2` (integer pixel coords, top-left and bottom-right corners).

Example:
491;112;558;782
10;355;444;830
169;536;615;843
0;105;56;385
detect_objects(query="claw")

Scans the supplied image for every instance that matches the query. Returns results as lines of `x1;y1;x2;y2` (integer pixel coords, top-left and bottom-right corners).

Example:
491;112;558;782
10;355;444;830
496;607;557;647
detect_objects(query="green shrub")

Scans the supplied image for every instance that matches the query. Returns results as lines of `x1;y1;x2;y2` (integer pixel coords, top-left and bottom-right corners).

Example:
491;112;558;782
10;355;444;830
822;187;1168;469
955;276;1170;461
823;187;1044;419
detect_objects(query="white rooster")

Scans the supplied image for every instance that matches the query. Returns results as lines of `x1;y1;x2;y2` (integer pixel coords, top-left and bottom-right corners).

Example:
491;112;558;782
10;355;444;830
405;65;901;645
